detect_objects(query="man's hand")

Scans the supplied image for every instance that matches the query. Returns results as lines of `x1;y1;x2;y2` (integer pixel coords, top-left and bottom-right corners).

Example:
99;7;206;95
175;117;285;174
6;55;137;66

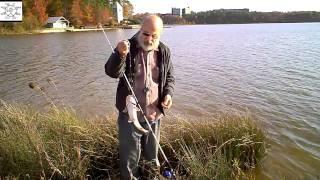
161;95;173;109
116;40;130;58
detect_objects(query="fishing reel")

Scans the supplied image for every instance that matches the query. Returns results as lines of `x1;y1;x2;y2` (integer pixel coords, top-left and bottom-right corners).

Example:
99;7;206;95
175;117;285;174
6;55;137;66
162;167;176;179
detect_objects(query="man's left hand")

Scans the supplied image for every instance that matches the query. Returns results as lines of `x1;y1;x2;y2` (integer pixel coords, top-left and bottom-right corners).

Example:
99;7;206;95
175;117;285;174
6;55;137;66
161;95;172;109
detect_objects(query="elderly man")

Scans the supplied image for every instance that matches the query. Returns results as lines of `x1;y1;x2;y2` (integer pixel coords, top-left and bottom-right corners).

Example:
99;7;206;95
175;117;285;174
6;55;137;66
105;15;175;179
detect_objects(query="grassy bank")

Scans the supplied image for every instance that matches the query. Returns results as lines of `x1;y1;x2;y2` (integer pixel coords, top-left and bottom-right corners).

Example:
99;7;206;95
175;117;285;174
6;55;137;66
0;101;267;179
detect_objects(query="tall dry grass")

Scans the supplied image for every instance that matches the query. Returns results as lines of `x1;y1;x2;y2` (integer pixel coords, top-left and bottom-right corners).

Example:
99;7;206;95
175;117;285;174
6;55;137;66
0;101;266;179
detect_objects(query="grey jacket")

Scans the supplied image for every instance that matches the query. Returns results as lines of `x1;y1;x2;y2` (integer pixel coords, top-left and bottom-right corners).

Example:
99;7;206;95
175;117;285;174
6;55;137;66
105;33;175;114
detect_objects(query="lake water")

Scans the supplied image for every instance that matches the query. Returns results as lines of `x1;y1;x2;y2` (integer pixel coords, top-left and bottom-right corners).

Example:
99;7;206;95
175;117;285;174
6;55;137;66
0;23;319;179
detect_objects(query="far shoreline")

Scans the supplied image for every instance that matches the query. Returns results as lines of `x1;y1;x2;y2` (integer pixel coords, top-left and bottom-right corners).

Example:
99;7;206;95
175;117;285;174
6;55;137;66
0;25;141;36
170;21;320;26
1;21;319;35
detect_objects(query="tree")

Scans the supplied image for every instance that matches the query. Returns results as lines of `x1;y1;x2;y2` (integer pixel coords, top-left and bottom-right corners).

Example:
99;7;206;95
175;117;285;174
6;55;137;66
122;0;133;18
100;8;111;24
47;0;64;16
94;6;112;25
70;0;83;27
82;4;94;24
32;0;48;26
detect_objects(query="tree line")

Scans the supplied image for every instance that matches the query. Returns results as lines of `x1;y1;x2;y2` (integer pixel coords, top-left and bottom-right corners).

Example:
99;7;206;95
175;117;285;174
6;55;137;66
0;0;133;33
135;10;320;25
184;10;320;24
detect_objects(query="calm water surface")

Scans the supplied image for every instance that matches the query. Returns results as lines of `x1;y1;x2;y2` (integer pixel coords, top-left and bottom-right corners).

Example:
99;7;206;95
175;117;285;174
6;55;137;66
1;23;319;179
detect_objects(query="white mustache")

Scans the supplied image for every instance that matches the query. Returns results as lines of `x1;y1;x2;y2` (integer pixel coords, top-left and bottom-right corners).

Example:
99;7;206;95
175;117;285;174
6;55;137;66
144;41;153;46
138;34;159;51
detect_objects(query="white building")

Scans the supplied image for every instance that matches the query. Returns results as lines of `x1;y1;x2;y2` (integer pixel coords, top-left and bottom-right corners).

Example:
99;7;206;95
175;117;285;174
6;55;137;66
112;2;123;24
46;16;69;28
182;7;191;16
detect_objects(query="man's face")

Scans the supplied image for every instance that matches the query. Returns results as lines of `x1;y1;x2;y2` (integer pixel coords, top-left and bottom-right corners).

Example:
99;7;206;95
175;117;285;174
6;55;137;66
138;23;161;51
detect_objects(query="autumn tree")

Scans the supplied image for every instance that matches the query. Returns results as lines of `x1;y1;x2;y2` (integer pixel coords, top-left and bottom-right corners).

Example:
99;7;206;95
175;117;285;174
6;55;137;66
70;0;83;27
82;4;94;24
92;1;112;25
32;0;48;25
100;8;112;24
47;0;64;17
122;0;133;18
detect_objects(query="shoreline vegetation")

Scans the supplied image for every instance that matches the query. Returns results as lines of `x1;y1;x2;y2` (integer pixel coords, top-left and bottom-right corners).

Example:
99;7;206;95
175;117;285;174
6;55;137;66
1;20;319;35
0;0;134;35
0;25;140;35
0;101;267;179
1;0;319;35
161;10;320;25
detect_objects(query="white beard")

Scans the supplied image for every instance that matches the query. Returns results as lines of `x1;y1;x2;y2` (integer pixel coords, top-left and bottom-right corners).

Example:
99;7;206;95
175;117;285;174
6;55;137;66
138;32;160;51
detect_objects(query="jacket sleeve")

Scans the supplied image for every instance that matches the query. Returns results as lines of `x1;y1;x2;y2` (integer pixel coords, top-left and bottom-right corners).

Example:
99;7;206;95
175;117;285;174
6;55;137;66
105;49;126;78
163;48;175;97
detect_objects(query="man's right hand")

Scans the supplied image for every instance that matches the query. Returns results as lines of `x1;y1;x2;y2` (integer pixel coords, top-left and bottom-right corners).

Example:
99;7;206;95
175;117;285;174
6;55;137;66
116;40;130;59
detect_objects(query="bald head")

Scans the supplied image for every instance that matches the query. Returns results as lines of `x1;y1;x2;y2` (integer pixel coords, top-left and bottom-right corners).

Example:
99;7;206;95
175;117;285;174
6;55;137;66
138;15;163;51
142;15;164;32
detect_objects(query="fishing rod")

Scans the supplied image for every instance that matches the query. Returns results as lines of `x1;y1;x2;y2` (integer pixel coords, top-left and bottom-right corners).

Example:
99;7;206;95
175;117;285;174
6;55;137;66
99;24;176;179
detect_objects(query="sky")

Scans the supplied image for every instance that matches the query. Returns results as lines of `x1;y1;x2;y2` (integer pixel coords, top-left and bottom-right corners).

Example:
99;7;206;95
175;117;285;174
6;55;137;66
129;0;320;14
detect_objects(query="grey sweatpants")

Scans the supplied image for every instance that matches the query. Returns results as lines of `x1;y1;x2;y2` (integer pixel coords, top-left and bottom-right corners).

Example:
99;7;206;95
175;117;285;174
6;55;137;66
118;112;161;180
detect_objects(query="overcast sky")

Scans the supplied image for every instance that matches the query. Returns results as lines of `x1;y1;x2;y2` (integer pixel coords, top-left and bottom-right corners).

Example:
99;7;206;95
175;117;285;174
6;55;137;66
129;0;320;14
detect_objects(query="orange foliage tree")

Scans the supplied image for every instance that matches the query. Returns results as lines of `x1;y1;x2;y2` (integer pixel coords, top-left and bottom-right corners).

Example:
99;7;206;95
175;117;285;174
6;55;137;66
82;4;94;25
47;0;64;17
100;8;112;25
123;0;133;19
31;0;48;26
94;6;112;25
70;0;83;27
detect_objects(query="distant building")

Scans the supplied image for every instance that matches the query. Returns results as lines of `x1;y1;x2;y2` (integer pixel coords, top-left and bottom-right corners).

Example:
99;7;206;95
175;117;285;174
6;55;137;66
46;16;70;28
182;7;191;16
112;2;123;23
172;8;181;17
217;8;250;13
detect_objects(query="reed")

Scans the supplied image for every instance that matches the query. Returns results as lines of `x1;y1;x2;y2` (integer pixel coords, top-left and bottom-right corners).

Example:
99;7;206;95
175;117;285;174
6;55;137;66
0;101;266;179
